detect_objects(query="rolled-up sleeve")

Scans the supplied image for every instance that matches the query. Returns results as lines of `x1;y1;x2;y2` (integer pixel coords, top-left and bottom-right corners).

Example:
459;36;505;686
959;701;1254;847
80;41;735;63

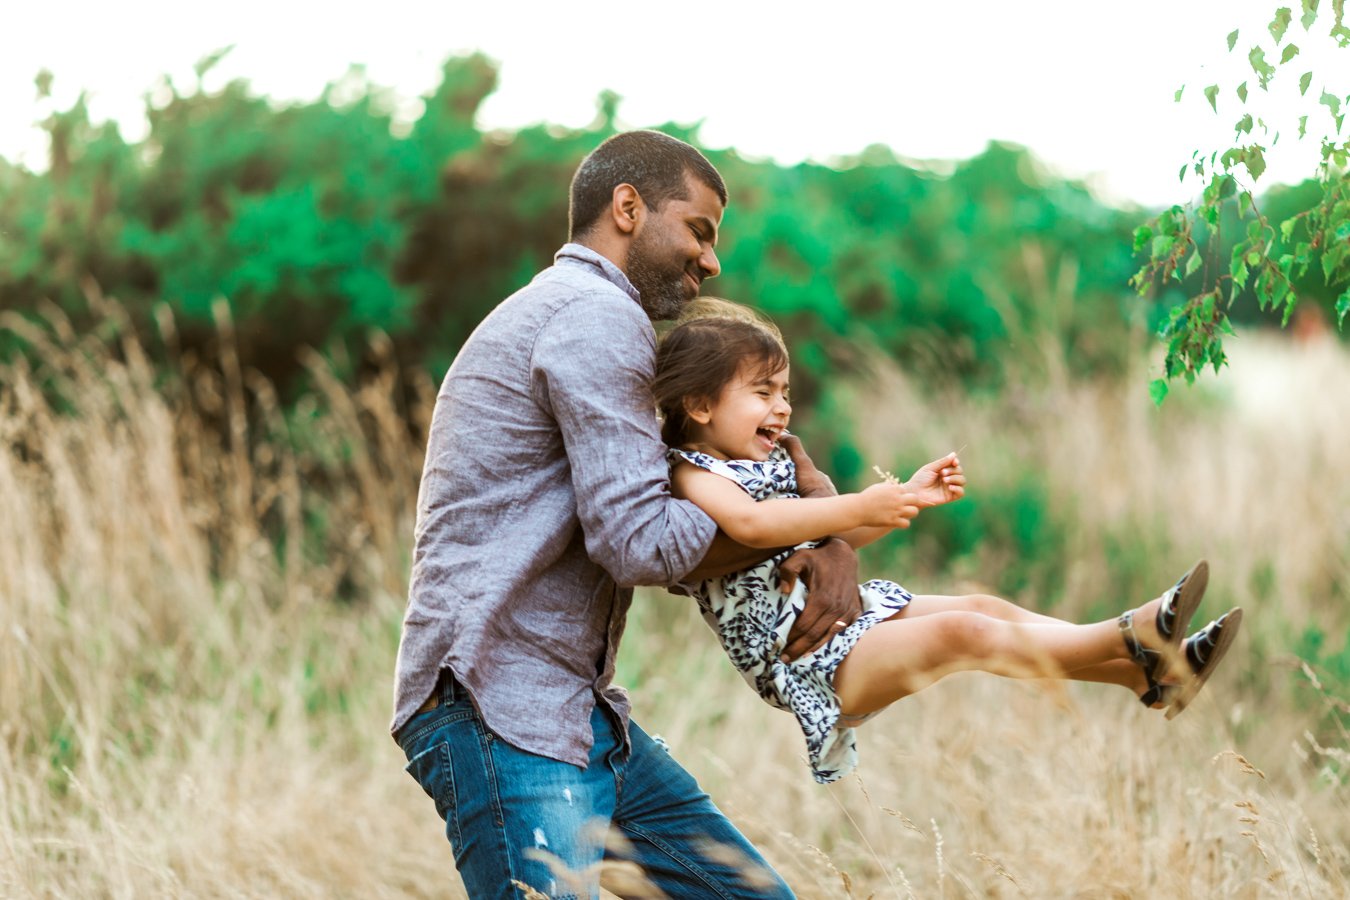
531;292;717;586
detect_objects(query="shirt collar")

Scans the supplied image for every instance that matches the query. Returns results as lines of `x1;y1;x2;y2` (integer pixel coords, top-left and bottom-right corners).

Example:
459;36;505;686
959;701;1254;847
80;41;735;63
554;243;641;305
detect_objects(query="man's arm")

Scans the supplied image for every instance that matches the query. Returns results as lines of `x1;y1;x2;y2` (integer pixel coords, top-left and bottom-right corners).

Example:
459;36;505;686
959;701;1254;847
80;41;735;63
784;432;835;500
682;531;782;583
534;295;716;586
777;537;862;660
833;524;896;550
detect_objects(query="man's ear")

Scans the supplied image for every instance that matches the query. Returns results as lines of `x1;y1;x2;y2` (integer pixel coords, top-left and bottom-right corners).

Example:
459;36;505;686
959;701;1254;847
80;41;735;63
684;395;713;425
612;183;644;235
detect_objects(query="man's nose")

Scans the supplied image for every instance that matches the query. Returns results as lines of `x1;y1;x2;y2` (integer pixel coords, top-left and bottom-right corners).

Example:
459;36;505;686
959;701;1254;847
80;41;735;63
700;247;720;280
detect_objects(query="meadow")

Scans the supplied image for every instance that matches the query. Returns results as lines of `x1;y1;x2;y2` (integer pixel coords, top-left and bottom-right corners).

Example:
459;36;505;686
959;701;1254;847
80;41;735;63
1;296;1347;897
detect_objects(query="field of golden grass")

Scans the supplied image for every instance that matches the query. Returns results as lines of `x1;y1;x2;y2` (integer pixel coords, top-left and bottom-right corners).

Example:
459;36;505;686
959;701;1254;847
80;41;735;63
1;299;1346;897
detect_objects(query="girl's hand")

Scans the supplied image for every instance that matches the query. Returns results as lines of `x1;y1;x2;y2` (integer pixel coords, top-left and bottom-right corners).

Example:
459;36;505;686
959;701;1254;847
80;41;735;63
857;483;922;529
905;452;966;508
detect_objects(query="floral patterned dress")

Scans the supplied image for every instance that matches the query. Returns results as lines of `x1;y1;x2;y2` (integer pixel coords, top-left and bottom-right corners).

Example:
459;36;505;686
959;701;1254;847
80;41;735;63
670;445;913;783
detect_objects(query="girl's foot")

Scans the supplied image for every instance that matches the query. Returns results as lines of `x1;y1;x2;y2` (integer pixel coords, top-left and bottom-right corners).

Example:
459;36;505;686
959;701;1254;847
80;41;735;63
1155;560;1208;646
1119;597;1175;708
1118;561;1210;709
1163;608;1243;720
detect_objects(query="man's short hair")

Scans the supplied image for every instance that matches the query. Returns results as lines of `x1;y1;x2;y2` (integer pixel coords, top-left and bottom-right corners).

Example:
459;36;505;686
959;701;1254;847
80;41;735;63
568;131;727;239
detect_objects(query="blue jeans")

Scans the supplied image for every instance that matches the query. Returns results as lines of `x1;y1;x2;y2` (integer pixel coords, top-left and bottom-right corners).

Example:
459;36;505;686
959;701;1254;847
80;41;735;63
396;673;794;899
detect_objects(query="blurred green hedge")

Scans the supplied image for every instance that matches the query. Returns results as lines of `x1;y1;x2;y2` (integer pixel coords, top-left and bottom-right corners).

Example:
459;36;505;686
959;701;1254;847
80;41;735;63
0;53;1153;392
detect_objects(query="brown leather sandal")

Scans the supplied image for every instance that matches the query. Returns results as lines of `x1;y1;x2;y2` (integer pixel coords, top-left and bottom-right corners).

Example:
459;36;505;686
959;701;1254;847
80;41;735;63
1118;561;1209;708
1163;608;1243;720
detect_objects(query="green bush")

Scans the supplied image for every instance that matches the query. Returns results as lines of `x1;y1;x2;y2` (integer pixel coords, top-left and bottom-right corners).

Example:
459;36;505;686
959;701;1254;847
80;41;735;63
2;53;1150;401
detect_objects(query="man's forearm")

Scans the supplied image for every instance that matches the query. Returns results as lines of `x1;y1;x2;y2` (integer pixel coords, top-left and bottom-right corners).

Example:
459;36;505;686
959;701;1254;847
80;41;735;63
682;530;788;582
778;537;862;659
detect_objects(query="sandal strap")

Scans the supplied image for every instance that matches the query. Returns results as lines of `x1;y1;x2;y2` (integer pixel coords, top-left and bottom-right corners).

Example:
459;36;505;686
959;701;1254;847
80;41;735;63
1119;611;1161;674
1185;614;1228;672
1120;610;1167;702
1156;565;1200;641
1118;610;1144;658
1157;582;1181;641
1140;682;1179;707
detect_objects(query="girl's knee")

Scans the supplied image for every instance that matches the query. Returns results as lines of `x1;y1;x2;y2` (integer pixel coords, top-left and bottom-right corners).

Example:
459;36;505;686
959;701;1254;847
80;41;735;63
931;610;1006;658
964;593;1019;620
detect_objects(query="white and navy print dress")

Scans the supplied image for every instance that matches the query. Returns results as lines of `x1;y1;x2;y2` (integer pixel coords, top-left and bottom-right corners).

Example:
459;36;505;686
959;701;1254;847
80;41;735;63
669;444;913;783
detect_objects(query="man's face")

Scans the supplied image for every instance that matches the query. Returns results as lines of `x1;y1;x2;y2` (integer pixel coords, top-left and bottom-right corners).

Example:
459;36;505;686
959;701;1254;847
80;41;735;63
626;174;723;321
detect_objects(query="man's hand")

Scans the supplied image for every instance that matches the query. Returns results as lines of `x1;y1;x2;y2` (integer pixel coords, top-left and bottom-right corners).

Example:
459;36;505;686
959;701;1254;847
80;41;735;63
778;538;862;660
782;432;836;498
905;452;966;508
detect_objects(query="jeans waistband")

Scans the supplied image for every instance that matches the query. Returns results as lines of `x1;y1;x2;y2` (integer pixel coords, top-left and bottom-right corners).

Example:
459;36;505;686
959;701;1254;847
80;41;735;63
417;668;460;714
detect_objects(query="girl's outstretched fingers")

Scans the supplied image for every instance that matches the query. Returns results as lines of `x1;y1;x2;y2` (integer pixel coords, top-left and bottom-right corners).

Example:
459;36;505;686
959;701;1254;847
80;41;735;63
908;453;966;507
940;453;965;500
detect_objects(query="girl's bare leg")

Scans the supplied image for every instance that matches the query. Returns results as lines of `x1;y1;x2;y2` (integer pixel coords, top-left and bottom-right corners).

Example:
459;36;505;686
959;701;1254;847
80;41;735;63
834;596;1167;717
897;593;1077;626
895;594;1155;698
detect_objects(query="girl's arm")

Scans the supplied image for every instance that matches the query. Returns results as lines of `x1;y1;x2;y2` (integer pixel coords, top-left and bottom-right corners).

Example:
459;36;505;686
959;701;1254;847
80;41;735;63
834;525;893;550
834;452;969;549
788;433;896;550
671;462;920;550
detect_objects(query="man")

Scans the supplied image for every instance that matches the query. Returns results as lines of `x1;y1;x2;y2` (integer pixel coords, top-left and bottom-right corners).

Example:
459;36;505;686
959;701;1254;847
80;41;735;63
392;130;861;898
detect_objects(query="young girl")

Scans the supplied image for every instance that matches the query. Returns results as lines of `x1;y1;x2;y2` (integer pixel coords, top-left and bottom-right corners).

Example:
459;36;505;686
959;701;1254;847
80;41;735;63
654;299;1243;784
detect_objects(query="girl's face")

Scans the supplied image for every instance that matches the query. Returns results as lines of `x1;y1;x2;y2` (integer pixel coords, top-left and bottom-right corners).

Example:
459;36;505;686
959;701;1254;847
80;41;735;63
685;359;792;461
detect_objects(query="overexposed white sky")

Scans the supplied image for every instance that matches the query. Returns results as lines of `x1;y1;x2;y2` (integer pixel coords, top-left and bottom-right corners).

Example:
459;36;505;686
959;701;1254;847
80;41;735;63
1;0;1343;208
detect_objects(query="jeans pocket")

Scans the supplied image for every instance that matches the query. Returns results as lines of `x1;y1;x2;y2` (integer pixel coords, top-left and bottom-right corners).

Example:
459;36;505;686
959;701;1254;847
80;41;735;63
404;740;461;846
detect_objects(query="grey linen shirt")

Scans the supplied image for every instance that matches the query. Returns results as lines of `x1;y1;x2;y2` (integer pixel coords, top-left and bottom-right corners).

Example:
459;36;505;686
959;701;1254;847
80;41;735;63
391;244;718;766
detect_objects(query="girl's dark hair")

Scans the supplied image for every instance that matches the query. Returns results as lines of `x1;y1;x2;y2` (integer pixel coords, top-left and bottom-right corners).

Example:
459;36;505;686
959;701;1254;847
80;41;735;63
653;298;789;447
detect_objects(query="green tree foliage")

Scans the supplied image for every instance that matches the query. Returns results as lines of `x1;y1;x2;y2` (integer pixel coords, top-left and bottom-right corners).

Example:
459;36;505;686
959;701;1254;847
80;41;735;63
1;51;1142;429
1;53;497;385
1132;1;1349;403
712;143;1138;387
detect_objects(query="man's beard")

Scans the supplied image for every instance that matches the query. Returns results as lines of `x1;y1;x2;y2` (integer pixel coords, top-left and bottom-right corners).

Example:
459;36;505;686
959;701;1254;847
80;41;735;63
626;226;695;321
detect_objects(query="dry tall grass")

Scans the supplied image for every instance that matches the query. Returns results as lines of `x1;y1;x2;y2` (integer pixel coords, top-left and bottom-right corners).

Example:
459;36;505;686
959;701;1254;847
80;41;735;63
1;296;1347;897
